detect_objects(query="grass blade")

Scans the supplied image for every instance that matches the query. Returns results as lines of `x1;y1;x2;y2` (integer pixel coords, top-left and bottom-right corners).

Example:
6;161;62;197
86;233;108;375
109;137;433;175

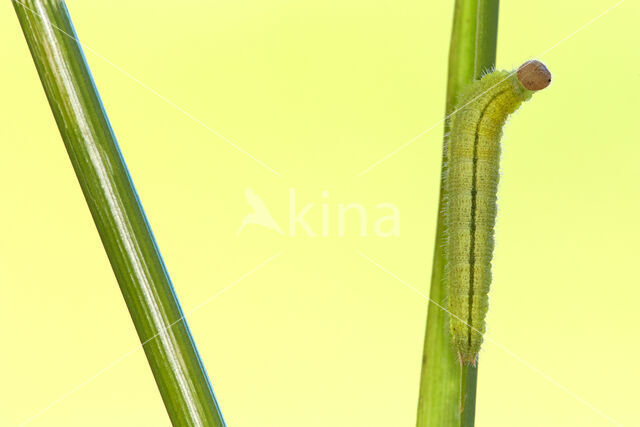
12;1;226;425
416;1;499;426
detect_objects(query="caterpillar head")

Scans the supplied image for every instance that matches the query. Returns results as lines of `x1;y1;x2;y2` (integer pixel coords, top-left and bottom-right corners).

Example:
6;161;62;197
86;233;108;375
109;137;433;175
517;60;551;91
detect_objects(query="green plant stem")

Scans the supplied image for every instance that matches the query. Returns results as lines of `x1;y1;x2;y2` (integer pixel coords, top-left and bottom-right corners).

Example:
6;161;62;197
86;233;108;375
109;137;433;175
13;1;225;425
416;1;498;426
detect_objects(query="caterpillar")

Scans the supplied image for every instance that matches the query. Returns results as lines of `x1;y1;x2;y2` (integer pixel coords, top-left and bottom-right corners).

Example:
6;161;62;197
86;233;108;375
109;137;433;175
446;60;551;366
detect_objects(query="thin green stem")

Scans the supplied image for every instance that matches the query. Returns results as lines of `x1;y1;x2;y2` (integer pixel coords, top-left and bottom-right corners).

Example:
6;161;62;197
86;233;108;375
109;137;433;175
416;1;498;426
12;1;225;425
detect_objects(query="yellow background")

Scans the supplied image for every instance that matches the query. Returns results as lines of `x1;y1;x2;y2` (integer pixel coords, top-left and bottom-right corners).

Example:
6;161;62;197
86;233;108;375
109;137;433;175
1;1;639;426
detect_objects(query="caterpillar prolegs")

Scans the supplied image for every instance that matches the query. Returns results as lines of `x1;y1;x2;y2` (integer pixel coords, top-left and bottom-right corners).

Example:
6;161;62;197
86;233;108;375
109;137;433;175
446;60;551;365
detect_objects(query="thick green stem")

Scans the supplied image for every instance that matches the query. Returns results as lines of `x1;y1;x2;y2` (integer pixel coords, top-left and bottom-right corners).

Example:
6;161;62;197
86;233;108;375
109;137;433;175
13;1;225;425
416;1;498;426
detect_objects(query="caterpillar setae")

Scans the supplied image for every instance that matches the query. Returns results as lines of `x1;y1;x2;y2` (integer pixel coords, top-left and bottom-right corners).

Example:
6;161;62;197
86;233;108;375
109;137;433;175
446;60;551;365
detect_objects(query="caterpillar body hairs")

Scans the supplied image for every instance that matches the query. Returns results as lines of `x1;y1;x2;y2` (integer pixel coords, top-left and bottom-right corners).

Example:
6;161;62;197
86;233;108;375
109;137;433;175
446;60;551;365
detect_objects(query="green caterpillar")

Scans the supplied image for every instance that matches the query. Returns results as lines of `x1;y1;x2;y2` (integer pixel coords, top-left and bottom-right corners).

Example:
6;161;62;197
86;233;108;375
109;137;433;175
447;60;551;365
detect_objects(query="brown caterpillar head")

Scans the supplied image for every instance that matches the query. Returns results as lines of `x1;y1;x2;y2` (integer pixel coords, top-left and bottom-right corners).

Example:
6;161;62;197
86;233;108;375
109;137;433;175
517;60;551;91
